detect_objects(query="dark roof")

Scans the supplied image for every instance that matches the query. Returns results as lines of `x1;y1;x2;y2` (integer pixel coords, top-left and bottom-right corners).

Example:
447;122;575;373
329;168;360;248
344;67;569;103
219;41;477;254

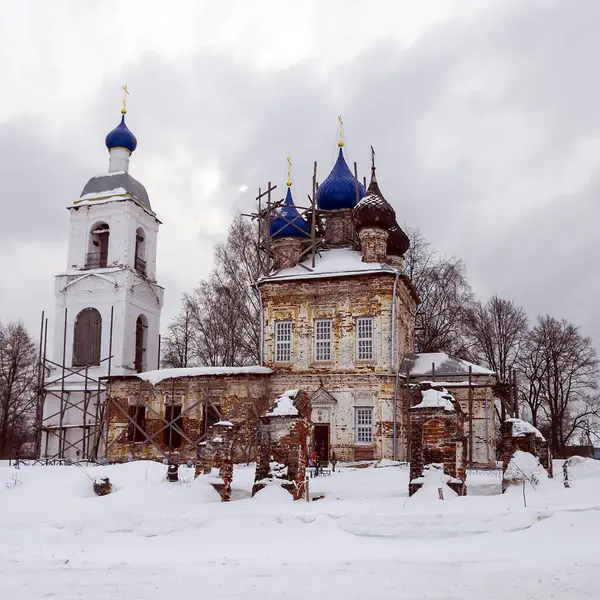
387;222;410;257
352;173;396;231
80;172;151;209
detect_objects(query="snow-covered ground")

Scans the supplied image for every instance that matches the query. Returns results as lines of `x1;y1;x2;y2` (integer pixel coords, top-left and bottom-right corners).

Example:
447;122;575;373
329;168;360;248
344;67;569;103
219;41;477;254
2;458;600;599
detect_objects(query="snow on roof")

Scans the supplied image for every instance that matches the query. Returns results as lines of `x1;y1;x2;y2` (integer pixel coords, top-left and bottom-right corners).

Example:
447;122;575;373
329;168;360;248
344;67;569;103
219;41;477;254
78;187;128;201
505;418;545;441
417;380;473;388
412;388;455;411
214;421;234;428
259;247;398;283
265;390;300;417
137;366;273;385
403;352;495;377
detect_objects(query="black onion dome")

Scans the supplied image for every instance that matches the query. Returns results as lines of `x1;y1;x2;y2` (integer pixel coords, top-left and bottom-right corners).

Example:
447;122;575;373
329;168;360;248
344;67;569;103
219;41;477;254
352;170;396;231
387;222;410;257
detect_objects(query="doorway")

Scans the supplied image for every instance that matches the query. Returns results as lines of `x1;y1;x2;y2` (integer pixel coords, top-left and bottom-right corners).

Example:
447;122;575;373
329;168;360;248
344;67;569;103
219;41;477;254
313;424;330;462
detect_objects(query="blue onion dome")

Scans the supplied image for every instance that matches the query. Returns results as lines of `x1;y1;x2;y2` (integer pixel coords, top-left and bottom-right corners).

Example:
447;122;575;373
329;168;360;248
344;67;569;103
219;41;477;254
352;167;396;231
387;222;410;257
316;148;366;210
270;186;309;239
105;115;138;152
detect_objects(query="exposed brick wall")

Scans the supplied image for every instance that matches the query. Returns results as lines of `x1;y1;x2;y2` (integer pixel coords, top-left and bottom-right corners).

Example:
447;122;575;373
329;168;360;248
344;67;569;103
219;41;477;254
406;375;497;466
272;238;304;270
408;401;467;497
358;227;388;263
105;369;496;465
252;390;311;500
260;273;416;375
104;374;271;463
323;211;355;247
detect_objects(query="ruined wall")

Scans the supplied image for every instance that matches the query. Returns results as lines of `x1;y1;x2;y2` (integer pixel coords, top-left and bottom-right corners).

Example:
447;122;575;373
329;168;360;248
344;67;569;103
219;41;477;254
407;376;497;465
196;421;235;501
104;374;271;463
408;404;467;496
253;390;311;500
501;420;553;477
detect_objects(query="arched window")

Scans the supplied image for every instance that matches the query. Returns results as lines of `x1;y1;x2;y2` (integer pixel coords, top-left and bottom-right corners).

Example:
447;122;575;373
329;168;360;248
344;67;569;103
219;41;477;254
134;227;146;275
135;314;148;373
73;308;102;366
86;222;110;269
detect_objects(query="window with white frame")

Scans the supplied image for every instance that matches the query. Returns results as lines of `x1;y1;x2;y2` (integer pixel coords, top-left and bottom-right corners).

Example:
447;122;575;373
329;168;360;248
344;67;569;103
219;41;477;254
356;317;374;360
275;321;292;362
355;407;373;443
314;319;333;362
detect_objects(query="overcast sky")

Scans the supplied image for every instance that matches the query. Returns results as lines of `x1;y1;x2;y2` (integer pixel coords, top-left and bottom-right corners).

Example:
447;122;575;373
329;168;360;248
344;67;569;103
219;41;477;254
1;0;600;352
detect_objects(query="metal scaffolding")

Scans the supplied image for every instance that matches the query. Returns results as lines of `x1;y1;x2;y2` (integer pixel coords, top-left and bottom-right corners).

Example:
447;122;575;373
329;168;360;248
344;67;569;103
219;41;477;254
243;161;323;277
35;307;115;461
244;157;368;279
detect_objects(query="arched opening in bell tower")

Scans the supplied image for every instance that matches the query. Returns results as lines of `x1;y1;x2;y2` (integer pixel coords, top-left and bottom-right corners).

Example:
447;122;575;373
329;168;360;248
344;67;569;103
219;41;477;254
134;227;146;275
86;222;110;269
134;314;148;373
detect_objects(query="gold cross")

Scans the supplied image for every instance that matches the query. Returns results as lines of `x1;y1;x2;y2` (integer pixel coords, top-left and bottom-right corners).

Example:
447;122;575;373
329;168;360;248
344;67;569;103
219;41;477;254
338;114;344;147
121;84;129;115
286;155;292;186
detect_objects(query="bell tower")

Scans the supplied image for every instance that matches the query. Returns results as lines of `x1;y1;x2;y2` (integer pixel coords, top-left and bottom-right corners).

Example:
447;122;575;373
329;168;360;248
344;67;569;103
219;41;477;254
40;89;164;459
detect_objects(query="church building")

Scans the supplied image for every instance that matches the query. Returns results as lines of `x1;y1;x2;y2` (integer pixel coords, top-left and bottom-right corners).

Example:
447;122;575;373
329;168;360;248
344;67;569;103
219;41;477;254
100;124;497;465
40;99;496;465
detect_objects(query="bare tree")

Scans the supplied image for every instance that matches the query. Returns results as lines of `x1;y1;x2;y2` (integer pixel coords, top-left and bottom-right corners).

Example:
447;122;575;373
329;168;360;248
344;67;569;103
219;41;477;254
213;214;261;362
517;332;547;428
162;295;196;368
520;316;599;456
406;228;473;354
403;227;437;285
163;214;261;368
0;321;38;458
462;295;528;420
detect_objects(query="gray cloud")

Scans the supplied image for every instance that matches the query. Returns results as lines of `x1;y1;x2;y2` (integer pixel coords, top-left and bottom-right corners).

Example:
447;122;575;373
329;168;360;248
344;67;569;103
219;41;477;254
2;0;600;353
